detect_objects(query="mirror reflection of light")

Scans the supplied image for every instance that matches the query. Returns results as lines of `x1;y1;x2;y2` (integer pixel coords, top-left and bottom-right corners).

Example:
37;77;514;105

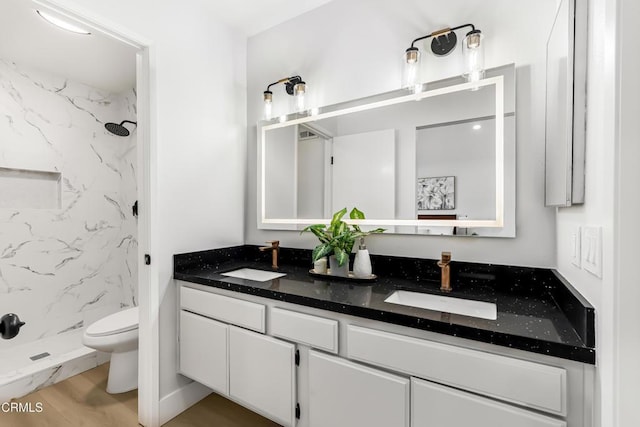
279;115;287;123
310;107;320;116
473;124;482;130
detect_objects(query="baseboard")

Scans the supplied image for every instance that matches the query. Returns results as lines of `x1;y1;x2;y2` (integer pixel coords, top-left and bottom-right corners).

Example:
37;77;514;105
159;380;212;425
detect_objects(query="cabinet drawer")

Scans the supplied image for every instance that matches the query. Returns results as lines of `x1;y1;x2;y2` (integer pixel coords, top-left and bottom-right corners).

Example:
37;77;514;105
180;286;265;333
271;307;338;353
347;325;567;416
411;378;566;427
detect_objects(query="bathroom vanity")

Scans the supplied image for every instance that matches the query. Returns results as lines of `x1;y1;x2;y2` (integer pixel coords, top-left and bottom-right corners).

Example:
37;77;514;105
174;246;595;427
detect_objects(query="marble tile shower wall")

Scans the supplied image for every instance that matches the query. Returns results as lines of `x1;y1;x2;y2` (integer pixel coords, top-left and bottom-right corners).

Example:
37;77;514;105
0;59;137;349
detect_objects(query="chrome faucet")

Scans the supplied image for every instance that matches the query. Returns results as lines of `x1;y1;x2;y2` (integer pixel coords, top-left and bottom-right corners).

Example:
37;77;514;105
437;251;452;292
259;240;280;269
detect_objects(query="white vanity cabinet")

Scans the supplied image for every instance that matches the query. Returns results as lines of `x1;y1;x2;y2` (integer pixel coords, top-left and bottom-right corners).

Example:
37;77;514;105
177;282;592;427
229;326;296;427
308;350;410;427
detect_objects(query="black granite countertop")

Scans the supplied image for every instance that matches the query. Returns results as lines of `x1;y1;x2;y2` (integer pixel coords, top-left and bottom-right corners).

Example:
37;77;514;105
174;245;595;364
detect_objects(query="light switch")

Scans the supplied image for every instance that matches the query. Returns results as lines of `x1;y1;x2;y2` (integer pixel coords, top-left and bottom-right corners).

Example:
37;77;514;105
571;226;581;268
581;226;602;278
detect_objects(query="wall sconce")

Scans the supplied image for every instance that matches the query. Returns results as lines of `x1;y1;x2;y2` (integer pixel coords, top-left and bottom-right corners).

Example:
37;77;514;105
404;24;484;87
263;75;307;119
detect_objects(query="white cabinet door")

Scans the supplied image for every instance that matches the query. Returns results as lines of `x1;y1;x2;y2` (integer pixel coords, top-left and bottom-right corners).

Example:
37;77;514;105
179;310;228;395
411;378;566;427
308;350;409;427
229;326;296;427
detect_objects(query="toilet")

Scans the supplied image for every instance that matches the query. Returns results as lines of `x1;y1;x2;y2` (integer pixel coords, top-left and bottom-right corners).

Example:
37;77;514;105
82;307;139;394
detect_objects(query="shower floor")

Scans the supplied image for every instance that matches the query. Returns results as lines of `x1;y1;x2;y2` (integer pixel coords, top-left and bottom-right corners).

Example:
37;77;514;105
0;329;109;401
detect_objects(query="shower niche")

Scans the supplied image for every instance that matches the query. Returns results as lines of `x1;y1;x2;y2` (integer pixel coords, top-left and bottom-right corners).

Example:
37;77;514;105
0;167;61;209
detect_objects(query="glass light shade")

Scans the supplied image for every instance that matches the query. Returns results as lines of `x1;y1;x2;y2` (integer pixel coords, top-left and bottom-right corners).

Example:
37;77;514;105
403;48;420;88
462;31;485;83
294;82;306;112
263;91;273;120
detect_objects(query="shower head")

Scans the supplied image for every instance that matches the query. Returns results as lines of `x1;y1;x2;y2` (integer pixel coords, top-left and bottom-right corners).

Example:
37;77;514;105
105;120;137;137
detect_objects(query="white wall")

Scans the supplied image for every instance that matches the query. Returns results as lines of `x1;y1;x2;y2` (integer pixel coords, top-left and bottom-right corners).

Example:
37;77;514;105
554;0;617;426
0;59;137;348
247;0;558;267
44;0;247;421
614;1;640;425
556;0;640;426
154;3;246;403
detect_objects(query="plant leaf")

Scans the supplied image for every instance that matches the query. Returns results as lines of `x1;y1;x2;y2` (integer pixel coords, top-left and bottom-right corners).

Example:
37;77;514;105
350;207;365;220
344;237;355;254
368;228;386;234
301;224;326;233
301;224;330;243
331;208;347;226
312;243;333;262
334;247;348;266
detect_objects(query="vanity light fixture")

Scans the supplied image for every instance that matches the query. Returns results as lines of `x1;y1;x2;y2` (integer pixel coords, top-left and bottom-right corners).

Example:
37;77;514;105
36;10;92;35
404;24;484;87
263;75;306;119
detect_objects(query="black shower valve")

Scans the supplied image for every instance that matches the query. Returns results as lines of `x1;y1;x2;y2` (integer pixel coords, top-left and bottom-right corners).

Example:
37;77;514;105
1;313;26;339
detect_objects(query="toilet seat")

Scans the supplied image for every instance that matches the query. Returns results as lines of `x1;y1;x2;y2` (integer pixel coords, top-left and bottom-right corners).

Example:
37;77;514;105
86;307;138;337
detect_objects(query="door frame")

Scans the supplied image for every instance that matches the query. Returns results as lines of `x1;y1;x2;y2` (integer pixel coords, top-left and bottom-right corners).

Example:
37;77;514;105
32;1;158;425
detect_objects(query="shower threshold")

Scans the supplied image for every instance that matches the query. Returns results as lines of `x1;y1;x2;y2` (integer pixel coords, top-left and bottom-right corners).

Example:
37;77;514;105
0;329;109;401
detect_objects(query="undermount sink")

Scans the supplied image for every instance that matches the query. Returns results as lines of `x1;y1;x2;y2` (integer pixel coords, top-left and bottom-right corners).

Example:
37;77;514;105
384;290;497;320
221;268;286;282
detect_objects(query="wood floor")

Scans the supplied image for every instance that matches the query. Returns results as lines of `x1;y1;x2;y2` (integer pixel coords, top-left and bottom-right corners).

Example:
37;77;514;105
1;364;279;427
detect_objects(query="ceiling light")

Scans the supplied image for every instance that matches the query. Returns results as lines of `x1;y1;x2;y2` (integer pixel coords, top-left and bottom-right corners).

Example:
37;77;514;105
263;75;307;119
473;124;482;130
36;10;91;35
404;24;484;87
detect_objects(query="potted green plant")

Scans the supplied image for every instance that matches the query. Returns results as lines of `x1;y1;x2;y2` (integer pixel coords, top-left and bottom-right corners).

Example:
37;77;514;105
302;207;385;276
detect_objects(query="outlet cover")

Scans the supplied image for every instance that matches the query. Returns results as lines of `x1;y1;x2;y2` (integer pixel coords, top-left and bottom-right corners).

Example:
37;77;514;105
581;226;602;278
571;226;581;268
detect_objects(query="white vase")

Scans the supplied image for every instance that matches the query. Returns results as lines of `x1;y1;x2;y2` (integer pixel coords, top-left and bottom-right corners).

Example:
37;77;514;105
313;257;327;274
329;255;349;277
353;249;372;278
353;238;372;278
